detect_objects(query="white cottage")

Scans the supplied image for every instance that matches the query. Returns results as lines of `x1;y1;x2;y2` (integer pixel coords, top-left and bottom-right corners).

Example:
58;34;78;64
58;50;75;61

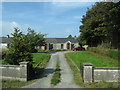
0;37;79;51
41;38;79;50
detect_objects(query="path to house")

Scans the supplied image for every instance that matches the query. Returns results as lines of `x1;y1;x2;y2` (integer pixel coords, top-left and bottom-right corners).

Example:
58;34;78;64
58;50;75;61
22;51;80;88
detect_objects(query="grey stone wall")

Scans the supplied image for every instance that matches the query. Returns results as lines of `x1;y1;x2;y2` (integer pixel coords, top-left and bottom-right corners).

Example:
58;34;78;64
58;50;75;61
0;61;32;81
81;63;120;82
94;67;120;82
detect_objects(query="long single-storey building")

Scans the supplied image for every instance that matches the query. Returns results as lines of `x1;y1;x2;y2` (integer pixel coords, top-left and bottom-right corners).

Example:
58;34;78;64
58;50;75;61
0;37;79;50
41;38;79;50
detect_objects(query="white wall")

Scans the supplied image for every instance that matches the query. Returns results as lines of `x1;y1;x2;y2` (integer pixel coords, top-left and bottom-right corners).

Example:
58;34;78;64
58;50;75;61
40;42;79;50
53;43;63;49
0;43;8;49
74;43;79;48
82;45;88;50
52;41;79;50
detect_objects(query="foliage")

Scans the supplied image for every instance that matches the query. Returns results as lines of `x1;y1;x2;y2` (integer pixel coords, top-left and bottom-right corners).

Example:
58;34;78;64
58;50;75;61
78;2;120;49
77;35;86;46
4;28;33;65
67;34;72;38
26;28;46;53
4;27;46;65
66;51;119;67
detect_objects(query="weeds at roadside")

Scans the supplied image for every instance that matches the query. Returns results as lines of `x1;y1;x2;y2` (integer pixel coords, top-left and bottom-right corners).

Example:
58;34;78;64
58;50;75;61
51;61;61;86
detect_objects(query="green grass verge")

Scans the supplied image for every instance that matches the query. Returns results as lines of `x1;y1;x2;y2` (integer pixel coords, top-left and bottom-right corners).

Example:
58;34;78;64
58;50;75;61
51;61;61;86
66;51;119;67
1;79;40;88
65;54;119;88
49;49;68;52
32;53;51;68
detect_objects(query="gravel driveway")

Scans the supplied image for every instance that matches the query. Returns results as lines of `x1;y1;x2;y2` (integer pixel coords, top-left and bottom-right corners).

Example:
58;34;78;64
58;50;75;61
22;51;80;88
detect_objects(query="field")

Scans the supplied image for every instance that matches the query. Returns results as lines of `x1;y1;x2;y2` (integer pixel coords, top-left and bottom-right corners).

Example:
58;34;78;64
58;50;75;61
66;51;119;67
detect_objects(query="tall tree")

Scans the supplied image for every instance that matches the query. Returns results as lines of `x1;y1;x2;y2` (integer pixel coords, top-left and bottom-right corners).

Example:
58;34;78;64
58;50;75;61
5;28;32;65
79;2;120;48
67;35;72;38
26;28;46;52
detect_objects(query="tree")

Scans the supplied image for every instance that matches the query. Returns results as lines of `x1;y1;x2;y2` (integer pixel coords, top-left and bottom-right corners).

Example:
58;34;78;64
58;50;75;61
78;2;120;48
5;28;32;65
26;28;46;53
67;35;72;38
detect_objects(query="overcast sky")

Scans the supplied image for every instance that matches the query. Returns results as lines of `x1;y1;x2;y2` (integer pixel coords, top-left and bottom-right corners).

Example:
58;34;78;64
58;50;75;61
1;2;95;38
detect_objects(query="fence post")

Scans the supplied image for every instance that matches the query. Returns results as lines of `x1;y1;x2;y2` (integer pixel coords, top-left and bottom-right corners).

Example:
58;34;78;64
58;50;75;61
19;61;29;81
82;63;93;83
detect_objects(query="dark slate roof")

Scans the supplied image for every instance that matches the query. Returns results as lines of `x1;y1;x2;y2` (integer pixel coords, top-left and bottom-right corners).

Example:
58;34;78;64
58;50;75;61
45;38;78;43
0;37;78;44
0;37;12;43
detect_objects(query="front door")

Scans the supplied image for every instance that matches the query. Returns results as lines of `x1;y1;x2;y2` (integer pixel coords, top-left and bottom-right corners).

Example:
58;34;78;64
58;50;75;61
45;44;47;50
67;43;70;50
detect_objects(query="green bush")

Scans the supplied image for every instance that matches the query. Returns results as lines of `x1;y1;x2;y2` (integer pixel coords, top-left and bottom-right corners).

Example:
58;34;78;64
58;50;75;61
2;50;7;59
5;51;32;65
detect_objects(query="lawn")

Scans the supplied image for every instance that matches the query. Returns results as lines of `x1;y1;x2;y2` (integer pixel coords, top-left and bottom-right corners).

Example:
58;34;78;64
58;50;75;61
32;53;51;68
66;55;119;88
66;51;119;67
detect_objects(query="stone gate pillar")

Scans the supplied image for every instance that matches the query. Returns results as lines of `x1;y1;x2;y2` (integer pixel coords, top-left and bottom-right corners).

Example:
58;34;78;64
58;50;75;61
82;63;93;83
19;61;30;81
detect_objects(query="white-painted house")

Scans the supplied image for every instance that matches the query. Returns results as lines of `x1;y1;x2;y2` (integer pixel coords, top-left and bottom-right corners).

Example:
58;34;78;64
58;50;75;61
0;37;79;50
41;38;79;50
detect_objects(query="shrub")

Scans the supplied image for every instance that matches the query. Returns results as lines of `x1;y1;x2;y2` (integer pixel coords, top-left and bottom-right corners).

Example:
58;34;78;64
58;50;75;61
5;51;32;65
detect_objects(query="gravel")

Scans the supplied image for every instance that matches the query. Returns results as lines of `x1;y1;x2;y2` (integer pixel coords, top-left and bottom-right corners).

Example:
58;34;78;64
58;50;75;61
22;51;80;88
